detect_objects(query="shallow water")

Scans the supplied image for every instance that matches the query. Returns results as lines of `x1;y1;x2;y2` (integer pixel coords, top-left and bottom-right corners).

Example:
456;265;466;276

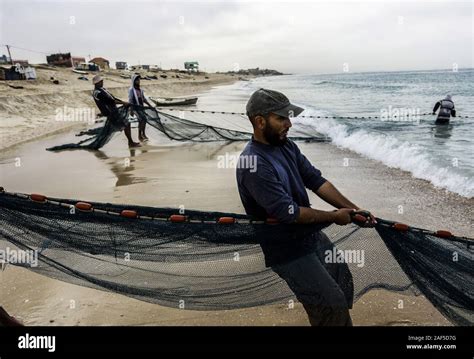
197;69;474;198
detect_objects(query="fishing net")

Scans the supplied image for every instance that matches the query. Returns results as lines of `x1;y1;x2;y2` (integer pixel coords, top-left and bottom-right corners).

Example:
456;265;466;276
0;190;472;325
46;105;329;151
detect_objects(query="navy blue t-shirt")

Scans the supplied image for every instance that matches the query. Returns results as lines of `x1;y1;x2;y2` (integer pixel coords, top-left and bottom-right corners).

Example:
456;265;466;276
236;138;327;223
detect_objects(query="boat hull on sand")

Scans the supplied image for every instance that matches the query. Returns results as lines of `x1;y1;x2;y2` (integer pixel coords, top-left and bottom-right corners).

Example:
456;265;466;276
150;97;198;106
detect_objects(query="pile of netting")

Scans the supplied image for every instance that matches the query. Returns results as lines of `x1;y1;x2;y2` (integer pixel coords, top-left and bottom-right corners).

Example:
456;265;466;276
0;189;472;325
46;105;329;151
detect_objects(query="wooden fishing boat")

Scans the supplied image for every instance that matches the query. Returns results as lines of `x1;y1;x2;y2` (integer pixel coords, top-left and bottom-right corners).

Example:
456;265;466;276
150;97;198;106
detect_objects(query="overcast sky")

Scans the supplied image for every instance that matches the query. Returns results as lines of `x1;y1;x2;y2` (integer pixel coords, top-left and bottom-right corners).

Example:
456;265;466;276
1;0;472;74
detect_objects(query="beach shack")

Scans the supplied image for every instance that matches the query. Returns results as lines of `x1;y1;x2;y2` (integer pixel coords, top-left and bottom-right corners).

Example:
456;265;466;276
47;53;72;67
115;61;128;70
184;61;199;72
72;57;86;68
0;54;10;64
0;66;24;80
90;57;110;70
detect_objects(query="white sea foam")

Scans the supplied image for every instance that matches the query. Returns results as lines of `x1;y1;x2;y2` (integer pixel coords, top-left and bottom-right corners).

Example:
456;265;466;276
296;113;474;198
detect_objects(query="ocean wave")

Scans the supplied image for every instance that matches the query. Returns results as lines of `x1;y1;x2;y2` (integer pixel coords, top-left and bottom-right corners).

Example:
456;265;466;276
311;80;406;91
296;111;474;198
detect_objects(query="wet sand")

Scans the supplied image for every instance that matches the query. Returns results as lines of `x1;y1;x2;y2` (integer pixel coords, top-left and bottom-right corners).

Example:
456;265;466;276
2;115;471;325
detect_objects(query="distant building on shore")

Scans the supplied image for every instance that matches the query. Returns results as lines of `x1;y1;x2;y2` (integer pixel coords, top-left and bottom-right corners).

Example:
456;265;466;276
90;57;110;70
72;57;86;68
0;54;11;64
46;53;72;67
184;61;199;72
12;59;29;66
0;63;36;80
0;66;24;80
115;61;128;70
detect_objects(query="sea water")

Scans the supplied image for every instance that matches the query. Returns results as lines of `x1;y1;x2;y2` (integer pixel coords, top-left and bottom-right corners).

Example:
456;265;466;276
199;68;474;198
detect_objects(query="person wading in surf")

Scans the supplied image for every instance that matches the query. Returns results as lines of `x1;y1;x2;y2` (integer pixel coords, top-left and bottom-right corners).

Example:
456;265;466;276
433;94;456;125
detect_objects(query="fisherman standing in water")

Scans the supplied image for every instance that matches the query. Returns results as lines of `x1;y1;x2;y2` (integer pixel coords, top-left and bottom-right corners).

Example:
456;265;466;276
433;94;456;124
236;88;376;326
92;75;141;148
128;74;153;142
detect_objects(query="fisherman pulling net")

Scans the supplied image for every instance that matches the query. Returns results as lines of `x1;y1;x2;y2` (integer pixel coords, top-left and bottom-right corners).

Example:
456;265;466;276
46;105;328;151
10;88;473;327
0;189;472;326
45;73;469;152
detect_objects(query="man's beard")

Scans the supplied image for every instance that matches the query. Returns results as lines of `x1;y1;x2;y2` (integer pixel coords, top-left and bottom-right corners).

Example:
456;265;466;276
263;124;288;146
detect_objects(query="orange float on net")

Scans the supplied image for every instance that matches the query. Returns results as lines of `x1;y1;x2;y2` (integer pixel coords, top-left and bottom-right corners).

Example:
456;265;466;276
75;202;93;212
30;193;47;203
393;223;409;232
436;230;453;239
169;214;186;223
218;217;235;224
121;210;138;219
266;218;279;224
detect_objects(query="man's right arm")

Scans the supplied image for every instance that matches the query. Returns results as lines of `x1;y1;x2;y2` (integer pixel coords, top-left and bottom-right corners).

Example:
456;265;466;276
96;89;119;105
241;164;353;225
296;207;354;225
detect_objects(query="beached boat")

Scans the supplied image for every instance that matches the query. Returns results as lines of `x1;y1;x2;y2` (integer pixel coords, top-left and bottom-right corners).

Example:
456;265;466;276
150;97;198;106
72;69;88;75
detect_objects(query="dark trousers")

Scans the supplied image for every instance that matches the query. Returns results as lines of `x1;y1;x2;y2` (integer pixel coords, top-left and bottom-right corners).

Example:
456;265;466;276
435;117;450;125
271;234;354;326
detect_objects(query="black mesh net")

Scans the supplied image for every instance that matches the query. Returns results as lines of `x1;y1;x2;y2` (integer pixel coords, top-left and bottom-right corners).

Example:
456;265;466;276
46;105;329;151
0;191;472;325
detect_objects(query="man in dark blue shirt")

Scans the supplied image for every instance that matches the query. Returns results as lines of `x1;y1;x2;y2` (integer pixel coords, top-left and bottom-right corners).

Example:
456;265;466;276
236;88;376;326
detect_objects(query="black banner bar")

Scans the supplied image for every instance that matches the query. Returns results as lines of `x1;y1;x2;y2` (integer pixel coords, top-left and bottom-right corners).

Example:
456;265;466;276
0;326;472;355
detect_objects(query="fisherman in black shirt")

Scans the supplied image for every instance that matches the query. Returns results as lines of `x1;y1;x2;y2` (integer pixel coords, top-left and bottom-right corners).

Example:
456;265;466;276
92;75;141;147
432;94;456;125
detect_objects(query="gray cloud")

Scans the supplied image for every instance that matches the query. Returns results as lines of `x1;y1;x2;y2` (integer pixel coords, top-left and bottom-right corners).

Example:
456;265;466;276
1;0;472;73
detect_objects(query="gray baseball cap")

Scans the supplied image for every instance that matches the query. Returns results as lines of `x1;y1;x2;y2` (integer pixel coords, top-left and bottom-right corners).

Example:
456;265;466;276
246;88;304;118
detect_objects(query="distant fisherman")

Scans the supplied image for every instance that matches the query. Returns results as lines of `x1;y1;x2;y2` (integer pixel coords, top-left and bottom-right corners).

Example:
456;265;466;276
432;95;456;125
129;74;153;142
92;75;141;148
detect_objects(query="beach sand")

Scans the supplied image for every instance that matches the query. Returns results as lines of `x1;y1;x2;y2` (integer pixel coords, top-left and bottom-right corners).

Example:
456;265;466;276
0;78;471;326
0;66;246;151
